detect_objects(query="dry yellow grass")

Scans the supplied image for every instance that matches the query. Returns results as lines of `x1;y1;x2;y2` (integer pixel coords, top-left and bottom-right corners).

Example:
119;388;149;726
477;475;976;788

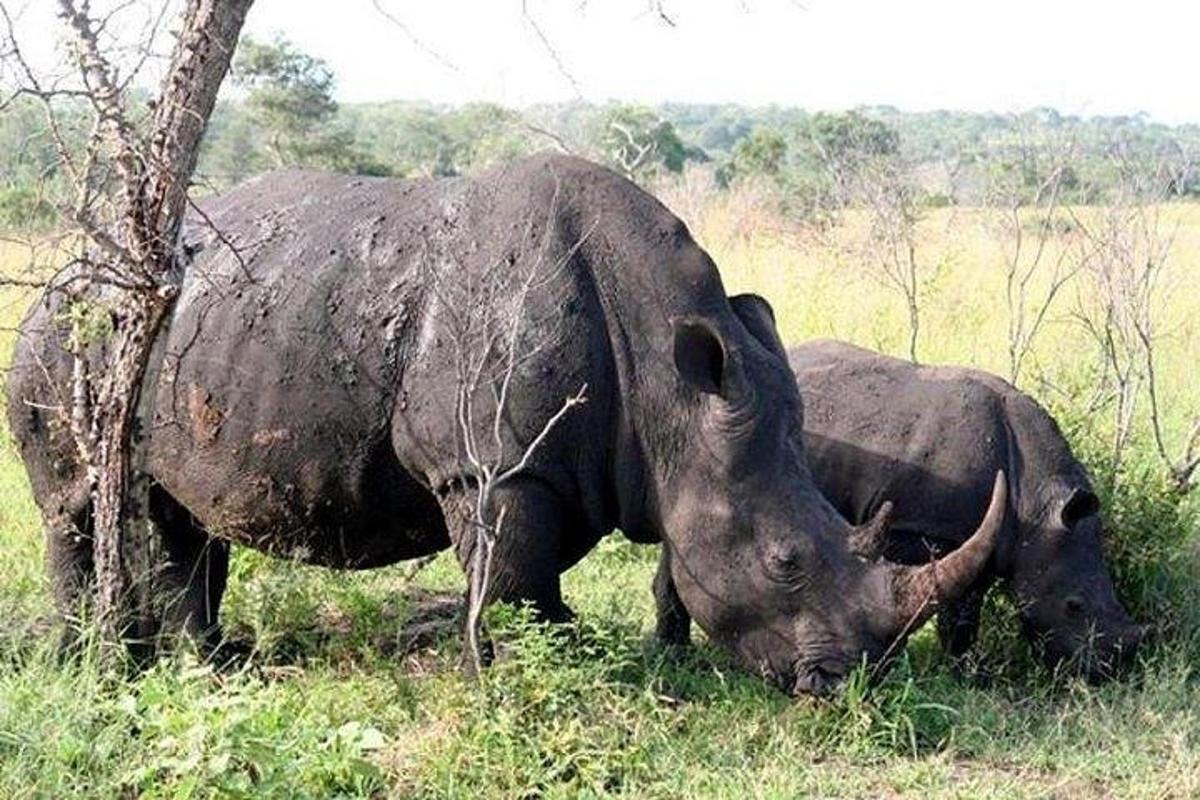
675;199;1200;443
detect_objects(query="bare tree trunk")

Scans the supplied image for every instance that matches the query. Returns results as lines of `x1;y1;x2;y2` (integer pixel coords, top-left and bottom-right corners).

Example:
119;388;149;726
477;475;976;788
49;0;255;658
91;297;171;649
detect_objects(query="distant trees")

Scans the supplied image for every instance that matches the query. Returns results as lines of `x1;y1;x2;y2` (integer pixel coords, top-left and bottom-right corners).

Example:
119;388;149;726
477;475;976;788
3;56;1199;209
1070;144;1200;492
0;183;56;230
341;102;535;179
236;36;383;174
717;127;787;186
600;105;697;182
235;35;342;168
804;113;927;361
713;111;904;210
203;36;387;184
806;112;900;172
0;95;83;229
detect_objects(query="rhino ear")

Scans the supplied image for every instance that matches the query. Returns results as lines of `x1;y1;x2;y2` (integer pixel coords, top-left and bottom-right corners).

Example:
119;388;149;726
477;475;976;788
1061;487;1100;527
673;317;728;396
730;293;785;358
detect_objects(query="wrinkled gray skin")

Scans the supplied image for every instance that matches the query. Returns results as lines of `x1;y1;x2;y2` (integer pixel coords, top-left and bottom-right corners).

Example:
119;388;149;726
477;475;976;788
5;156;999;695
657;339;1142;679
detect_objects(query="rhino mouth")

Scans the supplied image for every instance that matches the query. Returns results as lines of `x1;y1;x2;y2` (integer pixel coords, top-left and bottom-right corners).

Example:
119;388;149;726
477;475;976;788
790;666;843;697
1024;618;1146;680
787;656;852;698
1060;630;1144;680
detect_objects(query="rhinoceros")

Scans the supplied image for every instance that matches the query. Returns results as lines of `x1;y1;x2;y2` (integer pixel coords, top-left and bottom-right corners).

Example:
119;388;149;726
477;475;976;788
656;339;1141;679
7;156;1004;695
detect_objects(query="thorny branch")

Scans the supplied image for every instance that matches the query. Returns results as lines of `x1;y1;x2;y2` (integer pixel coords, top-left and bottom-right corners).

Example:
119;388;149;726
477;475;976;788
370;0;459;73
421;187;594;674
1;0;254;659
522;0;581;97
1068;146;1196;491
985;124;1083;385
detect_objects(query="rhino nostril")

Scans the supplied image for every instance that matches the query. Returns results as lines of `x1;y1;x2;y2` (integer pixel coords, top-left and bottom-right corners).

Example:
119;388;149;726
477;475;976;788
792;666;842;698
1064;596;1084;618
792;669;825;697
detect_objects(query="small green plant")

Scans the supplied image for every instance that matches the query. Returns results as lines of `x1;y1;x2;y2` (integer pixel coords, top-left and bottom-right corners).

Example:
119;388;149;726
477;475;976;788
58;299;114;351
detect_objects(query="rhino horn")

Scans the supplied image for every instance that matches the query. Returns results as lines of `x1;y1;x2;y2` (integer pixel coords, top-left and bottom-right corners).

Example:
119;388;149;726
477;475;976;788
890;471;1008;631
848;500;895;560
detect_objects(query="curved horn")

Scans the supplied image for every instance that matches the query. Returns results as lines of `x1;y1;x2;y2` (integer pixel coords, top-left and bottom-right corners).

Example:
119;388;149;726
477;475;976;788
891;471;1008;630
848;501;895;560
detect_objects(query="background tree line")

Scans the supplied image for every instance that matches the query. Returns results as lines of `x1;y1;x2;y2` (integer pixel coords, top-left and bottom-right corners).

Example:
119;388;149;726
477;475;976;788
2;35;1198;233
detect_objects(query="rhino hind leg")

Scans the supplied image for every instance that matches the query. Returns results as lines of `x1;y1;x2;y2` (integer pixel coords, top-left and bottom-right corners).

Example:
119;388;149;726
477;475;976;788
45;503;96;657
440;476;574;624
652;546;692;646
43;484;228;658
147;485;230;653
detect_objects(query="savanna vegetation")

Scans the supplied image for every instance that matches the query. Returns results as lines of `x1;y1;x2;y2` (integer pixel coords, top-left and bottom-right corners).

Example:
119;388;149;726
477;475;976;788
1;34;1199;800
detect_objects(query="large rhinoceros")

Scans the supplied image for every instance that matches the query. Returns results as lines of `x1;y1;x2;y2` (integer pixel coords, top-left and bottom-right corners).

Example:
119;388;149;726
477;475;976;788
6;156;1004;695
657;339;1141;679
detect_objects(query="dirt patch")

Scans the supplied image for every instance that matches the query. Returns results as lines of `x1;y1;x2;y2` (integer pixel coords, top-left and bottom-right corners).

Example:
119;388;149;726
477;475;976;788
187;385;225;444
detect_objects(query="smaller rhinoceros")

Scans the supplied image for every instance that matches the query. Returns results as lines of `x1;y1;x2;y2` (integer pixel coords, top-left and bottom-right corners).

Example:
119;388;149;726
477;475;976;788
656;339;1142;680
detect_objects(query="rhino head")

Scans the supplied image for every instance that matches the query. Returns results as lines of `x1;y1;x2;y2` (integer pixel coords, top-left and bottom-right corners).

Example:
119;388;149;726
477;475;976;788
1008;484;1143;679
659;294;1007;696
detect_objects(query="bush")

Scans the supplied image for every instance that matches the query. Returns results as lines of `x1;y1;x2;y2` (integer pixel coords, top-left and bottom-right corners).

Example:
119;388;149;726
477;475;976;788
1048;396;1200;647
0;185;56;231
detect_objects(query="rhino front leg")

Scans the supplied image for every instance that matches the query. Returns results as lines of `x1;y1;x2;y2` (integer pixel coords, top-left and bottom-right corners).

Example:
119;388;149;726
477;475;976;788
653;546;692;646
936;578;990;680
441;476;574;624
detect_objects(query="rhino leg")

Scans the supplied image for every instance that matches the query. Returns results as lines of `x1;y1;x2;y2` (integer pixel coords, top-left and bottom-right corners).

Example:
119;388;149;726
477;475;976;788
40;481;228;658
148;486;230;651
45;504;95;656
441;477;574;623
936;578;992;682
653;546;692;646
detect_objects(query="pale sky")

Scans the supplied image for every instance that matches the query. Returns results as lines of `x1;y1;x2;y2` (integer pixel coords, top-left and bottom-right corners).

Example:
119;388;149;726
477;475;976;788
9;0;1200;123
236;0;1200;123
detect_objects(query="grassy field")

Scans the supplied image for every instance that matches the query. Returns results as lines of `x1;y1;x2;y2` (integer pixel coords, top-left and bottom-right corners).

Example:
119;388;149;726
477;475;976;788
0;202;1198;798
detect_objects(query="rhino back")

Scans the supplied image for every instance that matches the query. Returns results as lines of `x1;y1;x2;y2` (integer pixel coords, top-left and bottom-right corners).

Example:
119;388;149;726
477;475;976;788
13;154;741;567
791;340;1016;549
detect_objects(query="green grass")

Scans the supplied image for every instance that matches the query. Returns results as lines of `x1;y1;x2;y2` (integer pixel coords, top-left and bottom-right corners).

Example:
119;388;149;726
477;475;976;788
1;203;1199;798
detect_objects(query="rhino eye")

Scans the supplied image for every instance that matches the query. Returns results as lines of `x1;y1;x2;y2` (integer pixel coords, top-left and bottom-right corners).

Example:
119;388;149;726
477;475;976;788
764;546;807;582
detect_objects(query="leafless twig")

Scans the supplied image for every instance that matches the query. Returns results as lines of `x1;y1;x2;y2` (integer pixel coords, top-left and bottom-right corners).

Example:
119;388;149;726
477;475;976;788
522;0;582;98
370;0;460;73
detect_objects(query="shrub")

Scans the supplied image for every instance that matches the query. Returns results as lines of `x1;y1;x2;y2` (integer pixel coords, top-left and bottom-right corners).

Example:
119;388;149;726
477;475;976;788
0;185;56;231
